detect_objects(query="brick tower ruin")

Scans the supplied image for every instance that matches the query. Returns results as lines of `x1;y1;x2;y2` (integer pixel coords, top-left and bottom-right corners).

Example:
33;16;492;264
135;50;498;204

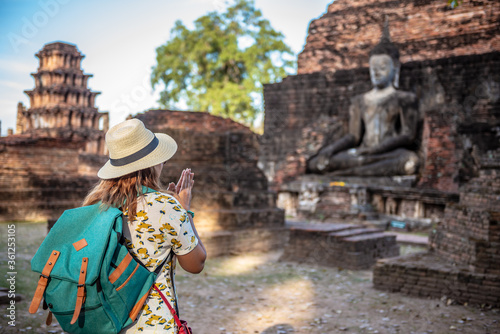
0;42;108;222
17;42;108;154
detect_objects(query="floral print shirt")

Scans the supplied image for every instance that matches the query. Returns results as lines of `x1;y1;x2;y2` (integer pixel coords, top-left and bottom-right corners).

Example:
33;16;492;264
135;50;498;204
120;191;198;333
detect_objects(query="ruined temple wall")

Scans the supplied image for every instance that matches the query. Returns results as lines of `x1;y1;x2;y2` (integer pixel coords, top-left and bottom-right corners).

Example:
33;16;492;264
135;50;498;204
298;0;500;74
260;52;500;192
373;252;500;307
0;137;98;221
429;152;500;274
374;153;500;305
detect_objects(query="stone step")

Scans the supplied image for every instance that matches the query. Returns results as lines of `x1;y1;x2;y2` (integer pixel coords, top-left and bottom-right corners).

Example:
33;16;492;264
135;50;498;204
328;227;383;239
386;232;428;246
281;222;400;270
342;233;397;252
286;221;355;234
343;232;395;242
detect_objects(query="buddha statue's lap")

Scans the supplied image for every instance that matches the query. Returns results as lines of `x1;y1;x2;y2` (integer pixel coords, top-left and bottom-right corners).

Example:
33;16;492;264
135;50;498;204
307;22;420;177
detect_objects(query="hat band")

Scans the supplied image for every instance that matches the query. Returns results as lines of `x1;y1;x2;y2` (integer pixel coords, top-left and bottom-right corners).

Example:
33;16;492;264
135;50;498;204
109;136;159;167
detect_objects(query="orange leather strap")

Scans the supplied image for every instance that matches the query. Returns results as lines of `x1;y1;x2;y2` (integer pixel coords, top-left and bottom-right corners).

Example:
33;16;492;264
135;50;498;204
70;257;88;325
29;250;60;314
109;253;132;284
116;263;139;292
129;287;151;321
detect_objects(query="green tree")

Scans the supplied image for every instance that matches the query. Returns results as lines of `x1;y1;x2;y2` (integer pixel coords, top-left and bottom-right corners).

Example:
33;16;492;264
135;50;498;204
151;0;294;129
447;0;462;8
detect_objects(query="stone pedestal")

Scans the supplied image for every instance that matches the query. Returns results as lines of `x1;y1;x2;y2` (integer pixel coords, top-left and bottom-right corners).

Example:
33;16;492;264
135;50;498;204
278;175;458;230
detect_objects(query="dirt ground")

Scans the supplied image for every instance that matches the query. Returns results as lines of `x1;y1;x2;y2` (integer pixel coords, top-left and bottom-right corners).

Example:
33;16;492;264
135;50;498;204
1;223;499;334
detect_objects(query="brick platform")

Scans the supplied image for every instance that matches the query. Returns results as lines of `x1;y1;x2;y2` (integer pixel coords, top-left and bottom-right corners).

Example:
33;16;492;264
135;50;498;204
281;222;399;269
374;150;500;306
373;252;500;307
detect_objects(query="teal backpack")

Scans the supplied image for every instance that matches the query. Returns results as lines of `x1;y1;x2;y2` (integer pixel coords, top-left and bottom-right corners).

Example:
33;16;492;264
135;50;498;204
29;194;168;333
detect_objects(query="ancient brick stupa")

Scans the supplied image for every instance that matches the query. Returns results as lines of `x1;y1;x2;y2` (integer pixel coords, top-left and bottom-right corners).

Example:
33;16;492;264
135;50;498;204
0;42;108;221
18;42;108;153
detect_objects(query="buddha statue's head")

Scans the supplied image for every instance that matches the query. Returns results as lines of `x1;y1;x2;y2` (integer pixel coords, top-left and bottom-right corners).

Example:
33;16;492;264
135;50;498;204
369;20;400;89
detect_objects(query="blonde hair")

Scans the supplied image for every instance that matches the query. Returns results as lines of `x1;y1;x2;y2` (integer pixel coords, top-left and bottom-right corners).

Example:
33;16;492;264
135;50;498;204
83;166;169;218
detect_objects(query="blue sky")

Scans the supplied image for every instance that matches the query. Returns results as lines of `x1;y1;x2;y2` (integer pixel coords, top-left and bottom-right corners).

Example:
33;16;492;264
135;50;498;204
0;0;332;135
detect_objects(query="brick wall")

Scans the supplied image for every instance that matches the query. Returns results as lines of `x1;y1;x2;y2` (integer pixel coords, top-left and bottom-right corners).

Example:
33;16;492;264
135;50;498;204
374;252;500;306
298;0;500;74
430;151;500;275
374;150;500;305
0;136;99;221
417;107;461;192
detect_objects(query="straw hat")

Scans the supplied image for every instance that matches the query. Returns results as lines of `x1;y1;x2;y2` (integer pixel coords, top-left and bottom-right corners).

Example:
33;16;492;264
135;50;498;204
98;118;177;179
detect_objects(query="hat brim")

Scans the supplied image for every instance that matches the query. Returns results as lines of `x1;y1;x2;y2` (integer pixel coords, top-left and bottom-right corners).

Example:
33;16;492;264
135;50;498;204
97;133;177;180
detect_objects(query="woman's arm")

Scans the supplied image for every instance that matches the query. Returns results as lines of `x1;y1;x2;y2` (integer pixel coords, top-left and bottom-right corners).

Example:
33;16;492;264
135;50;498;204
177;214;206;274
173;169;207;274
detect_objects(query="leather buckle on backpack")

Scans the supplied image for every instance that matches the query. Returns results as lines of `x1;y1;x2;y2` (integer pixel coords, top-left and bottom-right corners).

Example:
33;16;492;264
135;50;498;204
77;284;85;287
29;250;60;314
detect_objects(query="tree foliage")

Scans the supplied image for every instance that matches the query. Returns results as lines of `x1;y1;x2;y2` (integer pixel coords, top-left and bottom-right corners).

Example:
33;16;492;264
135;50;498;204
151;0;294;128
447;0;462;8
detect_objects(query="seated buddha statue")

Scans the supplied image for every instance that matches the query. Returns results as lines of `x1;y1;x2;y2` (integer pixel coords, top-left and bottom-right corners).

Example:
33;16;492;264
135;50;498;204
307;23;420;176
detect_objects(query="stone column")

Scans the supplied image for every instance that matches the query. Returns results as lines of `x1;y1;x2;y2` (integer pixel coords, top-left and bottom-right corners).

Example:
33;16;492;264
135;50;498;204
71;112;80;128
16;102;25;134
63;110;71;127
100;112;109;132
85;114;93;128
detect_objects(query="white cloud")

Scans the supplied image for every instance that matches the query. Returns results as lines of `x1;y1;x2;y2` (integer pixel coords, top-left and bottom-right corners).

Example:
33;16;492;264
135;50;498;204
0;59;35;74
0;80;27;91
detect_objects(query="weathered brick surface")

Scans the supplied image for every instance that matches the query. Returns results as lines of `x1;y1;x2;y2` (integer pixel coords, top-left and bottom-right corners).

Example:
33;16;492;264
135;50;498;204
0;136;99;221
374;252;500;307
429;150;500;275
375;150;500;305
417;108;461;192
298;0;500;74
